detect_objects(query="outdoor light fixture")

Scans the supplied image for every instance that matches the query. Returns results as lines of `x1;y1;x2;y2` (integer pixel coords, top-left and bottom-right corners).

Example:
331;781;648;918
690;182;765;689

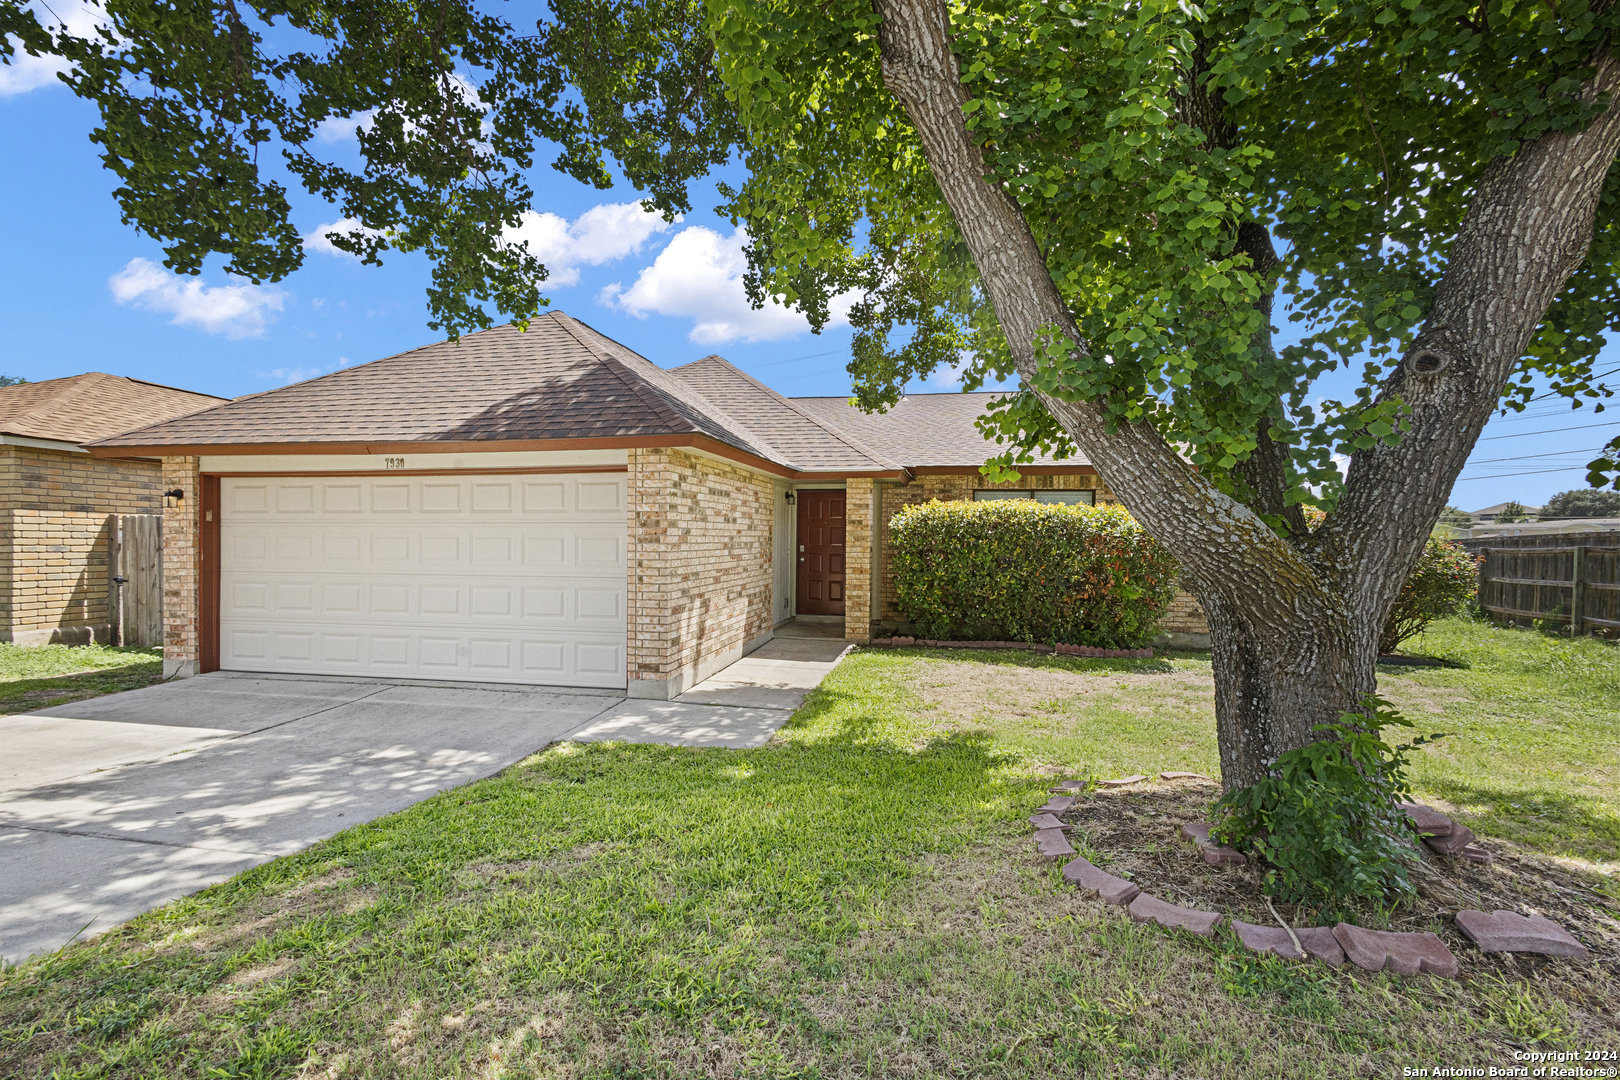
163;488;185;506
785;490;796;505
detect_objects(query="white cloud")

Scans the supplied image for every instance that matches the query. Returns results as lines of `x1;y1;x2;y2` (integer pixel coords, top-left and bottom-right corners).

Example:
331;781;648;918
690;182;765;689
600;225;855;345
109;258;285;339
258;357;350;385
0;2;102;97
303;217;385;259
313;109;377;144
505;202;677;287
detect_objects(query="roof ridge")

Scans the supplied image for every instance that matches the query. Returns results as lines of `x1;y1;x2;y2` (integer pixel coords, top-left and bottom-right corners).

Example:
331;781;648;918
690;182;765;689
557;315;795;467
549;312;700;438
119;375;231;401
12;372;102;433
680;356;902;471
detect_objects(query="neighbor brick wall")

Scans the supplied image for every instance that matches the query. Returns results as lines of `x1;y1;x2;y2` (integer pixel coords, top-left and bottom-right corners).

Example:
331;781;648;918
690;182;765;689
627;447;775;694
844;478;873;641
0;445;162;640
161;456;202;677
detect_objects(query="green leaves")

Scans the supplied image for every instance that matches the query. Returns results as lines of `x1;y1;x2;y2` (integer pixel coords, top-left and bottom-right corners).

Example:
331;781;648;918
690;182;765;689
1211;695;1440;906
888;498;1179;647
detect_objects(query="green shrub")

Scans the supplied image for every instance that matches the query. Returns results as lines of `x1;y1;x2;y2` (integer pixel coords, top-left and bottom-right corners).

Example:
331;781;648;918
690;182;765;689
888;499;1178;647
1210;696;1444;906
1380;537;1479;654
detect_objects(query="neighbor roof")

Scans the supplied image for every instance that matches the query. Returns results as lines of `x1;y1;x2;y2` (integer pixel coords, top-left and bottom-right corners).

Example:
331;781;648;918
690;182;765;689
0;373;228;446
792;393;1092;469
90;313;790;466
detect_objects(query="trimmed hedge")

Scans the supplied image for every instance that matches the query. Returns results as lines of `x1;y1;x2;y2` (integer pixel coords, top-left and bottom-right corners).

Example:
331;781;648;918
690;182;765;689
889;499;1178;648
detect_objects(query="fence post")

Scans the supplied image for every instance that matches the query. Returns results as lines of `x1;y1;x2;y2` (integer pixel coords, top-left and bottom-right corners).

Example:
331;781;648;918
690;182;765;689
1571;545;1586;637
1477;547;1490;618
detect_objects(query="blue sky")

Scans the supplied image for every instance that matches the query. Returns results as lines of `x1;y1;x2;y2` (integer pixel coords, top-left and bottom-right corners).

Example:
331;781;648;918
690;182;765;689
1;48;1614;512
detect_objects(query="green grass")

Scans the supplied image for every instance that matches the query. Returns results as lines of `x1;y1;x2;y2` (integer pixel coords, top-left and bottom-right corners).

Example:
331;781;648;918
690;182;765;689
1384;618;1620;866
0;643;163;715
0;621;1614;1077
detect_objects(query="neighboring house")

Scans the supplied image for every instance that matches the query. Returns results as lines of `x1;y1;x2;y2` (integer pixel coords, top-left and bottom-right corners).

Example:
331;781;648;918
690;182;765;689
1470;518;1620;539
89;313;1210;697
1;373;230;645
1470;502;1544;524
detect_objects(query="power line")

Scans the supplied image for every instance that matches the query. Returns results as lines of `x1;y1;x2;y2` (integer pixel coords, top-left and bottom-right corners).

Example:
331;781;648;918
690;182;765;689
1466;447;1607;465
1454;465;1598;481
1479;421;1616;440
749;348;850;369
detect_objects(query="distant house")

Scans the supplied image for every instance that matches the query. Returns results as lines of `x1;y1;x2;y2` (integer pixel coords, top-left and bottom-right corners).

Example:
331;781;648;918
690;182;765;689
1469;502;1544;525
0;374;228;645
1470;518;1620;539
89;313;1211;691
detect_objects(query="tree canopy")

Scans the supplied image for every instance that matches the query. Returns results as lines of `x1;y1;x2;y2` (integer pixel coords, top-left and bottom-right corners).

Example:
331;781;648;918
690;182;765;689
3;0;1616;511
1541;487;1620;518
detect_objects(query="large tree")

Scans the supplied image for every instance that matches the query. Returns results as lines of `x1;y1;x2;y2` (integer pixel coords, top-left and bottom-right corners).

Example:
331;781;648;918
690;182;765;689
6;0;1618;788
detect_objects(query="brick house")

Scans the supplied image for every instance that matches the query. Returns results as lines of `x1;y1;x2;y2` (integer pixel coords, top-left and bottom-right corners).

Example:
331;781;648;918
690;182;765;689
1;373;229;645
89;313;1209;694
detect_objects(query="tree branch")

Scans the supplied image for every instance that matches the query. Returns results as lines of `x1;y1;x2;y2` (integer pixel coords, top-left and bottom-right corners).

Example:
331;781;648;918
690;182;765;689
874;0;1330;635
1330;52;1620;632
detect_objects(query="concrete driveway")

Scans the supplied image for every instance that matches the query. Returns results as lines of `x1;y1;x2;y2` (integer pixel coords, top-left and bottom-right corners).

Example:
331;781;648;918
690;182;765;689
0;673;624;963
0;629;851;964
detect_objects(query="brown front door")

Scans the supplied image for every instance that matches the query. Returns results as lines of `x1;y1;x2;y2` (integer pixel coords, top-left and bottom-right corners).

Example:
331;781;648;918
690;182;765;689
796;490;846;615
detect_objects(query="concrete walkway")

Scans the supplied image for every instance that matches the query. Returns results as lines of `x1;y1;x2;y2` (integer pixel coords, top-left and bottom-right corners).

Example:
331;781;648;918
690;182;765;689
555;621;853;744
0;621;850;962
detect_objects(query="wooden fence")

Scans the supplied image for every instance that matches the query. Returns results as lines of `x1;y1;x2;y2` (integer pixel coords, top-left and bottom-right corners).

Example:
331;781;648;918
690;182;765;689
108;514;163;647
1461;531;1620;637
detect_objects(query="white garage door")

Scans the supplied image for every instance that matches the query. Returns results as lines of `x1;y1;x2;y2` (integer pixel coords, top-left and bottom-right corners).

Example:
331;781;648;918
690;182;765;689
219;473;628;688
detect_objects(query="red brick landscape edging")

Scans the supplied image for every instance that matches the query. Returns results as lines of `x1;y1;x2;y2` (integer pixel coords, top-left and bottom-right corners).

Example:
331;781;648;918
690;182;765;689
867;636;1153;658
1028;783;1590;976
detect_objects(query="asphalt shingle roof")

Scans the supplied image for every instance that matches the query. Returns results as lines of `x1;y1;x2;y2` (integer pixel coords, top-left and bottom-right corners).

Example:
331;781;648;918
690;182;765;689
88;313;1093;474
0;373;227;446
791;393;1093;468
91;313;785;463
669;356;899;472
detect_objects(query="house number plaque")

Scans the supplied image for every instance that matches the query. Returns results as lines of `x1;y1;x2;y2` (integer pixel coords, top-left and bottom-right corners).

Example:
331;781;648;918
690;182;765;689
383;457;406;469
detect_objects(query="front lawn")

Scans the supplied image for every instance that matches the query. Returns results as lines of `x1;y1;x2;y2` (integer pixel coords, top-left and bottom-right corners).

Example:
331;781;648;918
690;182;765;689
0;619;1614;1078
0;643;163;716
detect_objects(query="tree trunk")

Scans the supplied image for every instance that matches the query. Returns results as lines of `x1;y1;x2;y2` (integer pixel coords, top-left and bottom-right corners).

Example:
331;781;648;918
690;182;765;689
874;0;1620;790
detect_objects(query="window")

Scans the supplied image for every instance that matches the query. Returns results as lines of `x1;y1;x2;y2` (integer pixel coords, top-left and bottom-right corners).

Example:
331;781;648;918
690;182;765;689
1034;490;1095;506
973;490;1097;504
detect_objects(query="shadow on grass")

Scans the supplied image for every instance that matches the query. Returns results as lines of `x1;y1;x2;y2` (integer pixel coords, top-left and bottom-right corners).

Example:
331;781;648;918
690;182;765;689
0;662;164;715
1414;776;1620;864
870;646;1187;676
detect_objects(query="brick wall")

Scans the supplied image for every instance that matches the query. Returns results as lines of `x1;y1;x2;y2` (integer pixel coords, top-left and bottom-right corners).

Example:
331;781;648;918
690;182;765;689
162;456;201;678
0;445;163;642
1161;590;1209;636
2;510;115;634
844;478;873;641
627;447;775;697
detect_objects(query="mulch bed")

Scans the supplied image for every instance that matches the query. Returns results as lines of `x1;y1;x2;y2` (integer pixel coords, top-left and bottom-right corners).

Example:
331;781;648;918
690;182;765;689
1061;778;1620;978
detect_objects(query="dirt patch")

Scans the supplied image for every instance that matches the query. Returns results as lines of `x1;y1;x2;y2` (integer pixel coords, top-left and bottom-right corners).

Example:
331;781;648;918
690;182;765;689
915;659;1213;723
1062;781;1620;981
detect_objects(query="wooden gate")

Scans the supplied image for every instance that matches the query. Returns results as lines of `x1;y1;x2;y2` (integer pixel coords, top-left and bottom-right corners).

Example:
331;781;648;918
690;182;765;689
110;514;163;647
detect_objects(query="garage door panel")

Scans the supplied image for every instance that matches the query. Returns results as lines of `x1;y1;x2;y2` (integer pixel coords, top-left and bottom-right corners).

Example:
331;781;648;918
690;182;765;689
220;474;627;688
220;623;626;687
224;574;624;623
